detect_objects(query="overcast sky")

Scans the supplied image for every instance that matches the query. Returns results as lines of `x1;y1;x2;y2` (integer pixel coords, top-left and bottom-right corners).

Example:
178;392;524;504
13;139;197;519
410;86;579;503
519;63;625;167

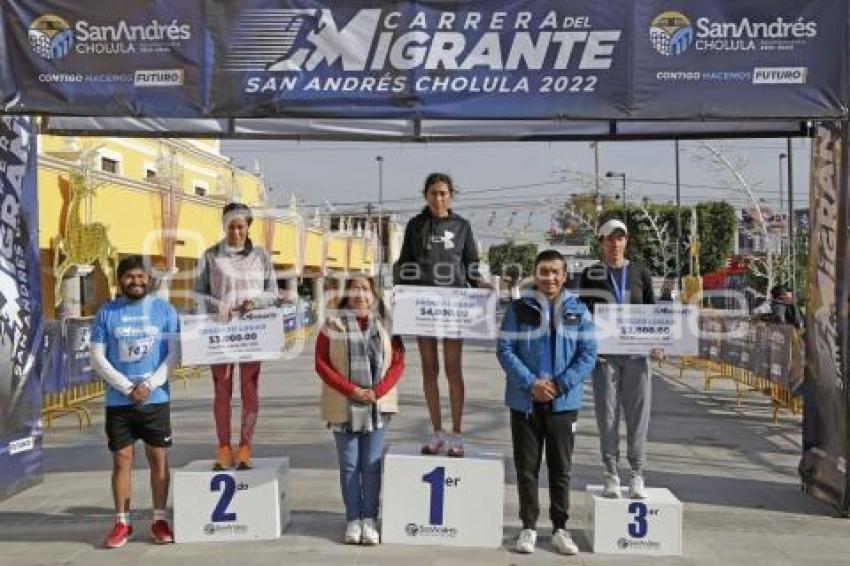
222;137;811;246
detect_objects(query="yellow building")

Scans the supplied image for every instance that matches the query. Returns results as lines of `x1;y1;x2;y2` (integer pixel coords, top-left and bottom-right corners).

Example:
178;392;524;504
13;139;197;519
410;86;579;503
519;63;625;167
37;134;378;319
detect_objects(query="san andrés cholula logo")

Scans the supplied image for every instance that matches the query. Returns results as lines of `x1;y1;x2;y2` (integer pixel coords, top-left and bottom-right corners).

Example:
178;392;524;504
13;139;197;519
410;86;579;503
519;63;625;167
28;14;73;60
650;10;818;55
28;14;192;59
649;11;693;56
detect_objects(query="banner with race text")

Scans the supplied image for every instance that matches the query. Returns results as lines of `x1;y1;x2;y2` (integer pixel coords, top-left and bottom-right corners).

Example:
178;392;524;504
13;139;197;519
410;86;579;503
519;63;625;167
0;116;43;502
0;0;846;120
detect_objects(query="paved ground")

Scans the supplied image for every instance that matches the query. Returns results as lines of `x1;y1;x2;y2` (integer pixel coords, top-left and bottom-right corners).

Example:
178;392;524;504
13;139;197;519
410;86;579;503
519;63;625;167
1;336;848;565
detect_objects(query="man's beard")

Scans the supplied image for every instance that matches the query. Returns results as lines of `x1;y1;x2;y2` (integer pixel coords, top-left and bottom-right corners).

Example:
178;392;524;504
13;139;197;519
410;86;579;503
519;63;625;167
122;283;148;300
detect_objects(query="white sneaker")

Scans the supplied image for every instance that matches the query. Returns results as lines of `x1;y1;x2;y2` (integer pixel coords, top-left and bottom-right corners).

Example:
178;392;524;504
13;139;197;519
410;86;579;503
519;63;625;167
361;518;380;545
552;528;579;555
628;473;647;499
446;434;465;458
343;520;362;544
603;473;621;498
421;430;445;455
515;528;537;554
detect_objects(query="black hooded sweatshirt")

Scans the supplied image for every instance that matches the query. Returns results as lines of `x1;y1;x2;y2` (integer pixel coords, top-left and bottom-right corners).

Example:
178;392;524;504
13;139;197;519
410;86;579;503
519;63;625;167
393;208;480;288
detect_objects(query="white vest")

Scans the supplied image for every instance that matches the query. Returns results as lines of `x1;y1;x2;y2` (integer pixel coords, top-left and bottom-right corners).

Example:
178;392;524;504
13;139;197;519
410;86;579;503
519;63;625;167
319;316;399;425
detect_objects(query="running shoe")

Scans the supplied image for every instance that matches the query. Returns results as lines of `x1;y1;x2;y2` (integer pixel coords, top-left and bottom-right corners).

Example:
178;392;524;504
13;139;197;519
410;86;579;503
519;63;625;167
104;522;133;548
420;430;445;455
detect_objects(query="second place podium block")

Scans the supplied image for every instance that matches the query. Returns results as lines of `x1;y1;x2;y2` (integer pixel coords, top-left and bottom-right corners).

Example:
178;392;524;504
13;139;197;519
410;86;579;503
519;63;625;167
173;458;291;543
381;446;504;548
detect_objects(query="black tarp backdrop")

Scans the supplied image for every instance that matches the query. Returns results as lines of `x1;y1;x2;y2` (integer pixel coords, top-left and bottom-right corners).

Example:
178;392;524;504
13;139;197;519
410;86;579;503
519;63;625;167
0;0;847;513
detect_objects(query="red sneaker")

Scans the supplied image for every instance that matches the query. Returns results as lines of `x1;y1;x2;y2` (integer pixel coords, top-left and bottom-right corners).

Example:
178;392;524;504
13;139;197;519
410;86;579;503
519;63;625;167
104;522;133;548
151;519;174;544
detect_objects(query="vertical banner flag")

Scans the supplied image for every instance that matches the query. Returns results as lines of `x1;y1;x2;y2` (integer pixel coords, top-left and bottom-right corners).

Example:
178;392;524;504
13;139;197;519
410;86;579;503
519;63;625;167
840;122;850;517
800;122;849;514
0;116;43;501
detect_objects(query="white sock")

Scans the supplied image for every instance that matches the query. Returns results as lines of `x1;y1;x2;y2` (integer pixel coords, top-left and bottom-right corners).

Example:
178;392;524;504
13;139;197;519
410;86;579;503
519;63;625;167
116;512;129;525
153;509;167;522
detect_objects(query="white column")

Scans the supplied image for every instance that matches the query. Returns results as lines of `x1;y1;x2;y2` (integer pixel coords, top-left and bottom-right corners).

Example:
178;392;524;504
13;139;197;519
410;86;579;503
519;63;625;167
312;276;325;323
57;274;82;320
286;277;298;301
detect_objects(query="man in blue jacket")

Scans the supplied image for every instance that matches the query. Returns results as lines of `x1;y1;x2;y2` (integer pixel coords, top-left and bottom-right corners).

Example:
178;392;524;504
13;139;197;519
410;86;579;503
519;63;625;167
497;249;597;555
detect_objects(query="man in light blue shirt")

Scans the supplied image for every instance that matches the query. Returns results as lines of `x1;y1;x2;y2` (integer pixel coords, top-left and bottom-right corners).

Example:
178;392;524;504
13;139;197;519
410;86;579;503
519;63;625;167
90;255;178;548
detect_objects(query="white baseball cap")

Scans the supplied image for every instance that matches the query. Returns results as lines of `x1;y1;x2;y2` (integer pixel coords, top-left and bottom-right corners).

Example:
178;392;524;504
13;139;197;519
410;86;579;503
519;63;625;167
597;218;628;237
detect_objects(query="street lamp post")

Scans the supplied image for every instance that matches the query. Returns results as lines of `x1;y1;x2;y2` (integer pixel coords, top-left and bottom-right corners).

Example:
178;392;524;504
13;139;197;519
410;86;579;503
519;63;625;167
785;138;795;297
590;142;601;212
779;152;787;215
779;151;788;287
376;155;385;288
605;171;627;224
674;139;682;291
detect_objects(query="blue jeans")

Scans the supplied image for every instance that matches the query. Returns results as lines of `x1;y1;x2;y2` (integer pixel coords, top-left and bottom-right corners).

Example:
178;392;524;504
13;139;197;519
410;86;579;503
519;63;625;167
333;426;387;521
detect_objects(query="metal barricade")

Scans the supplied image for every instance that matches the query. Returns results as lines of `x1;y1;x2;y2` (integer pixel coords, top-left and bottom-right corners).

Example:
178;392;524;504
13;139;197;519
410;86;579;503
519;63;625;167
674;312;804;423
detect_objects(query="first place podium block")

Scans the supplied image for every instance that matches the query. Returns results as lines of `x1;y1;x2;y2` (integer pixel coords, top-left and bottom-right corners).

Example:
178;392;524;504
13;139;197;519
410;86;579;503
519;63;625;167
381;446;504;548
588;485;682;556
174;458;291;543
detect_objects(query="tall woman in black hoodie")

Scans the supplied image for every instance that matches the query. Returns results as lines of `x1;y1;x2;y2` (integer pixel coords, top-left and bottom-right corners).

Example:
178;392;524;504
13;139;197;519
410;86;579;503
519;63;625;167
393;173;484;457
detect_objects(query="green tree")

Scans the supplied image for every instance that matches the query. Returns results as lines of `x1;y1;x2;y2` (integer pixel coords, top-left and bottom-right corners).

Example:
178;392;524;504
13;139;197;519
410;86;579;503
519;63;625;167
488;242;538;284
587;201;735;277
694;201;737;274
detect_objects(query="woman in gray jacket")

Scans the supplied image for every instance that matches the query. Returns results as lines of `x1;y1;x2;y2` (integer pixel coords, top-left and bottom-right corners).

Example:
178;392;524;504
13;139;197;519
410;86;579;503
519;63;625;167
194;202;277;470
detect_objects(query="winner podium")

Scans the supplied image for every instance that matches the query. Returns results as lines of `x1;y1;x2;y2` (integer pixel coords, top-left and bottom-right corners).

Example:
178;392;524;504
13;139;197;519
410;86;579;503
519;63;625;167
381;446;504;548
174;458;291;543
588;485;682;556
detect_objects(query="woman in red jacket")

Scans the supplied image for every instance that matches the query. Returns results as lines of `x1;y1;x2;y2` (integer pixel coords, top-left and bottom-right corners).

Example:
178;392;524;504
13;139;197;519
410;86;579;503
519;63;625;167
315;277;404;545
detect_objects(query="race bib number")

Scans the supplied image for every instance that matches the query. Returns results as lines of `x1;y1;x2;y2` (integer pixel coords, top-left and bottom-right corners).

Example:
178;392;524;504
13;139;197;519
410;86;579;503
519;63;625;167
119;337;154;362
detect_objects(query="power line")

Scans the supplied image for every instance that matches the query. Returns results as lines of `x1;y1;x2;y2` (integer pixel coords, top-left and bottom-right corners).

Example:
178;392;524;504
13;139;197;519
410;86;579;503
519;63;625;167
290;170;800;210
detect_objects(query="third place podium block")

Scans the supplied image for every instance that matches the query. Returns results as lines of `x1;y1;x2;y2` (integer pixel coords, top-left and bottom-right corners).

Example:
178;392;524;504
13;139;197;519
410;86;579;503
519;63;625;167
588;485;682;556
174;458;291;543
381;446;504;548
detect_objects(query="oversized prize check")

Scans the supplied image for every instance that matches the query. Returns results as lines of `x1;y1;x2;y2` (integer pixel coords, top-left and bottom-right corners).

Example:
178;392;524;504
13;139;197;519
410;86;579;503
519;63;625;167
391;286;498;339
179;308;284;366
594;304;698;356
